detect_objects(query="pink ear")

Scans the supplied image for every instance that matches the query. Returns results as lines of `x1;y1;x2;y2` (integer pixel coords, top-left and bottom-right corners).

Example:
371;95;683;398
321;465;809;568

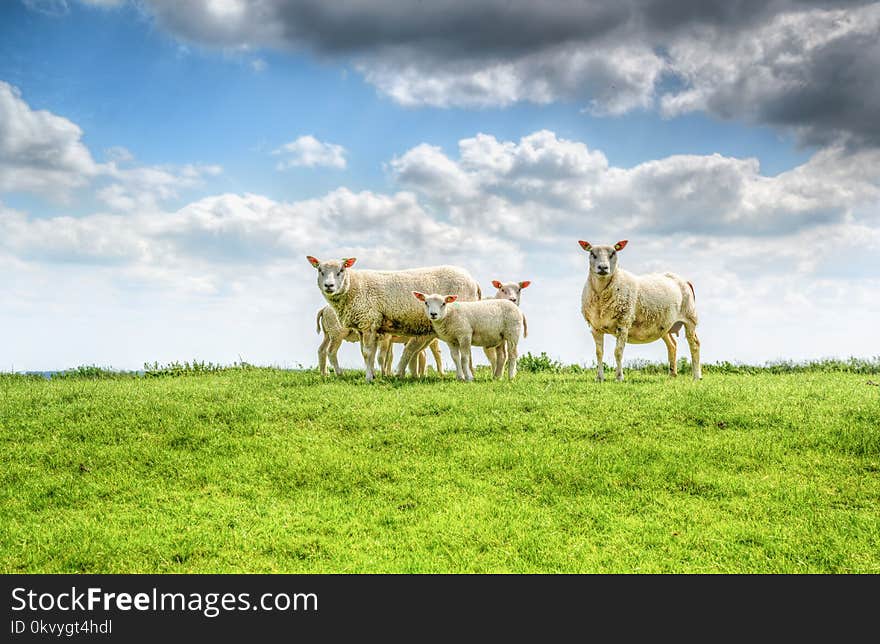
412;291;426;301
306;255;320;268
614;240;628;251
342;257;357;268
444;295;458;304
519;280;531;289
578;240;591;251
492;280;503;289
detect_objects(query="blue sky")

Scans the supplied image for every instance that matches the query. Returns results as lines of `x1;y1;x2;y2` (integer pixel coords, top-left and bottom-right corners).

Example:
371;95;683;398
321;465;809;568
1;1;878;371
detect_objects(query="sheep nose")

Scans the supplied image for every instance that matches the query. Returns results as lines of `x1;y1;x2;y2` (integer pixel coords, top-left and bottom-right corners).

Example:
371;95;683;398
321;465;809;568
429;313;437;319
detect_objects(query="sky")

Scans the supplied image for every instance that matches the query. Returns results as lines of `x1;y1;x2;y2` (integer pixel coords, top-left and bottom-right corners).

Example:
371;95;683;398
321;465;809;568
1;0;879;372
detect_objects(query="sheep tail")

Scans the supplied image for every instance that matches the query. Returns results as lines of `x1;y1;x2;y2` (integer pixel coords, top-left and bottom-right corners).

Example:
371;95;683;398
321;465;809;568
523;313;528;338
687;281;695;300
316;308;323;334
476;283;482;300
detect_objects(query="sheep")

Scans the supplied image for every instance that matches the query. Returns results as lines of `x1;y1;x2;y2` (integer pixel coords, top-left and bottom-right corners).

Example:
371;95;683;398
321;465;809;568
412;292;527;381
578;239;701;382
315;305;360;376
306;256;481;381
483;279;531;375
378;335;445;378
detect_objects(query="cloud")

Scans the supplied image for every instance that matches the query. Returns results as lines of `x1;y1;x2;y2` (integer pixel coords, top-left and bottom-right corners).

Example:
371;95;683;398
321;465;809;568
0;80;100;198
274;135;347;170
97;162;223;212
660;4;880;148
0;81;222;209
140;1;880;147
389;130;880;240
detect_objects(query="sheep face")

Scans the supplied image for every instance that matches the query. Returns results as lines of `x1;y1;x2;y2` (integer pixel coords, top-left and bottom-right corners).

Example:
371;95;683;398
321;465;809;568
413;292;457;321
307;256;356;296
578;240;628;277
491;280;531;306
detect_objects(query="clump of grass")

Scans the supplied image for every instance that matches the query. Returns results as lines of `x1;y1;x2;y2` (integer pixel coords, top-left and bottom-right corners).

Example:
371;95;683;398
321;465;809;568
50;365;131;380
517;352;564;373
143;359;255;378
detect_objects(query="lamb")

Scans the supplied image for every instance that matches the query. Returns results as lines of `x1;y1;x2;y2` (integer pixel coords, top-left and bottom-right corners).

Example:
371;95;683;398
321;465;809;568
378;335;445;378
578;239;701;382
306;256;481;381
315;305;360;376
412;292;527;381
483;279;531;375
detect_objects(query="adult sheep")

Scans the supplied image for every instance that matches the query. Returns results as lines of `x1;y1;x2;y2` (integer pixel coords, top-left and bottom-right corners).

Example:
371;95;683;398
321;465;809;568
306;256;481;381
579;240;701;382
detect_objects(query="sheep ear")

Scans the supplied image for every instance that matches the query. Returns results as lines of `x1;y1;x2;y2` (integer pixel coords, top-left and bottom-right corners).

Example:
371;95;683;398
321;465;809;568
306;255;320;268
491;280;503;289
412;291;426;301
614;240;628;251
578;240;592;251
444;295;458;304
519;280;531;289
342;257;357;268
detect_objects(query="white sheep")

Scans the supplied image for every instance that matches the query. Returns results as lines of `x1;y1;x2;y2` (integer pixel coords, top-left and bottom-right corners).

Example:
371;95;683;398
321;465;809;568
378;335;445;378
579;239;701;381
483;279;531;375
315;305;360;376
412;292;527;381
307;256;481;381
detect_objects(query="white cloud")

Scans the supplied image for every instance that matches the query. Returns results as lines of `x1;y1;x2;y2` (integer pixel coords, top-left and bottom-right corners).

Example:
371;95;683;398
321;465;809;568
0;81;101;199
274;135;348;170
0;82;222;210
388;130;880;239
97;162;223;212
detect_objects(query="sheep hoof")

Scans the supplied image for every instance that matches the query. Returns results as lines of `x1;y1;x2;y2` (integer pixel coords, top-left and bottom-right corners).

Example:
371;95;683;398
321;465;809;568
669;371;677;378
616;374;624;382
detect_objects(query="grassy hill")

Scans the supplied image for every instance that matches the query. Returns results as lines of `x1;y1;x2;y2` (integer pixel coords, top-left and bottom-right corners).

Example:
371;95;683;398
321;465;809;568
2;361;879;573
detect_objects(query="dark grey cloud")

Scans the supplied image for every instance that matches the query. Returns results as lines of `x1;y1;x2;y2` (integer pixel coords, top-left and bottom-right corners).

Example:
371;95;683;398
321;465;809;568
143;0;880;147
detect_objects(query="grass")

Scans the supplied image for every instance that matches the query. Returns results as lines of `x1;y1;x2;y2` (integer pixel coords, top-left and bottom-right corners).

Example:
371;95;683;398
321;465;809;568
1;361;879;573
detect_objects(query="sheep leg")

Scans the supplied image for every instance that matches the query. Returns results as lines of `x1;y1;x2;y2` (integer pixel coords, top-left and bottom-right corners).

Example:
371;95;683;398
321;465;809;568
460;337;474;381
506;337;518;380
592;329;605;382
417;350;427;378
328;338;344;376
613;328;628;381
449;344;465;381
377;336;390;377
662;333;678;377
360;330;380;382
484;346;497;374
429;340;444;376
492;343;506;379
684;322;702;380
318;336;331;376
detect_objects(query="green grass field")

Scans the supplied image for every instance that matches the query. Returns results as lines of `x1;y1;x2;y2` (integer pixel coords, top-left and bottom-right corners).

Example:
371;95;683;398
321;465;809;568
2;361;879;573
